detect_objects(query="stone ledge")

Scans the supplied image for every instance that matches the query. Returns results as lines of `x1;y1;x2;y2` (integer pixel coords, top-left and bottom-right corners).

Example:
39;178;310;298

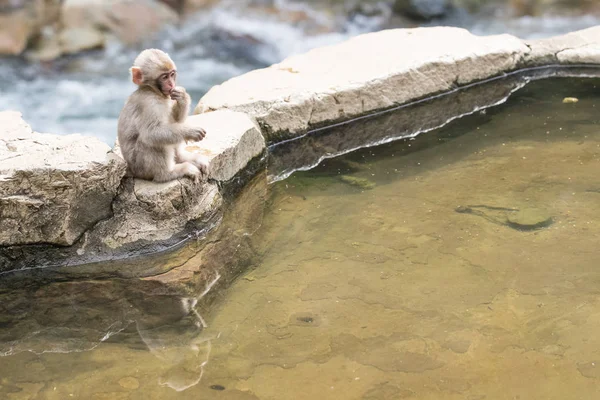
194;27;600;144
523;26;600;66
0;109;266;274
0;111;126;247
186;110;265;182
194;27;530;143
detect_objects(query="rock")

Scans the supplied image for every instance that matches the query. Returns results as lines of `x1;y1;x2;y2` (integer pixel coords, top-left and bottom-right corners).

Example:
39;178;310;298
58;27;105;55
0;111;126;247
393;0;450;20
94;178;221;248
0;0;62;56
185;110;266;182
522;26;600;66
118;377;140;390
97;110;263;249
61;0;178;46
158;0;219;13
506;208;553;231
0;109;266;274
577;361;600;379
562;97;579;104
339;175;375;190
195;27;529;143
25;28;62;62
0;9;31;55
90;111;264;249
290;312;322;327
182;0;220;13
363;383;414;399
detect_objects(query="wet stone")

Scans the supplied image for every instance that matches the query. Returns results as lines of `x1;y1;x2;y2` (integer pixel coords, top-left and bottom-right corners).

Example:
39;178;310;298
92;393;130;400
577;361;600;379
443;338;472;354
362;383;414;399
290;312;321;327
436;378;471;393
506;208;553;231
266;324;293;339
541;344;566;356
117;377;139;390
339;175;376;190
332;333;444;373
563;97;579;103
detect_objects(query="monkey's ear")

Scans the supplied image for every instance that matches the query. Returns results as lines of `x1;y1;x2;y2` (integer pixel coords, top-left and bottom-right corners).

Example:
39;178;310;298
130;67;144;85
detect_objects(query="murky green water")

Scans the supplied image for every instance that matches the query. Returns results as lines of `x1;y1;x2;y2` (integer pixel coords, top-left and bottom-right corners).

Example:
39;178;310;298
2;77;600;399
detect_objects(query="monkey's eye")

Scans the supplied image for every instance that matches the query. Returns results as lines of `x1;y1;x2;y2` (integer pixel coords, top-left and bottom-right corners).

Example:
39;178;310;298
161;74;169;81
171;71;177;78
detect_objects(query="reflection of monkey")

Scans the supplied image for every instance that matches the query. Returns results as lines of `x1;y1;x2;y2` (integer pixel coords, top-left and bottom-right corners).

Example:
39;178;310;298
118;49;208;183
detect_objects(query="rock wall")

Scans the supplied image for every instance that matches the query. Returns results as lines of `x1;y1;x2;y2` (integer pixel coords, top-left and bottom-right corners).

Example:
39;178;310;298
1;26;600;277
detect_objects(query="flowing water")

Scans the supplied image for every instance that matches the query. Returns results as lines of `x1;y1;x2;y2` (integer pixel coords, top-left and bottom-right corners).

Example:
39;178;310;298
1;77;600;399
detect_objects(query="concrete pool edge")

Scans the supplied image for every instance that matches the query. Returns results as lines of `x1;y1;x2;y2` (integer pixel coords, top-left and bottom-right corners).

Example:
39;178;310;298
1;26;600;278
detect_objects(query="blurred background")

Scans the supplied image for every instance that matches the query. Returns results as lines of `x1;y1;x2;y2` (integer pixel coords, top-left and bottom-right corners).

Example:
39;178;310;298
0;0;598;144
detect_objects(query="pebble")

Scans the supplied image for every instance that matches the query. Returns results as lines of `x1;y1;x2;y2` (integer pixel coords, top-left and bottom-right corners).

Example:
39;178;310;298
118;377;140;390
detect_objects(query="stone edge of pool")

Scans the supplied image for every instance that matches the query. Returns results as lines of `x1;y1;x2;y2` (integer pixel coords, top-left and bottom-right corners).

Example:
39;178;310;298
1;26;599;277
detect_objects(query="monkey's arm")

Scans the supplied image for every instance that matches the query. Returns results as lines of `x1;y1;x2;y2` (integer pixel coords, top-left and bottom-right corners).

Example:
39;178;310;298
170;86;191;123
139;123;204;146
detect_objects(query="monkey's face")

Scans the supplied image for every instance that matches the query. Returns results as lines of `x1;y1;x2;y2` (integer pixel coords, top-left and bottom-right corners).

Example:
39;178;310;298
156;69;177;96
130;49;179;97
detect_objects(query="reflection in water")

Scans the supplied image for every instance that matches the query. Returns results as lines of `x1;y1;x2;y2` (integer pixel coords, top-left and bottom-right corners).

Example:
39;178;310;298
1;77;600;398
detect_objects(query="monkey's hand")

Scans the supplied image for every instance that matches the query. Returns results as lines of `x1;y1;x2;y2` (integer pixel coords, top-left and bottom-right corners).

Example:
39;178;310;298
170;86;189;103
184;127;206;143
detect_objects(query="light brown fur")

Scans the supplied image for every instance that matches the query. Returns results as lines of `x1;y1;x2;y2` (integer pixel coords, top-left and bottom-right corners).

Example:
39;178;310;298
118;49;208;183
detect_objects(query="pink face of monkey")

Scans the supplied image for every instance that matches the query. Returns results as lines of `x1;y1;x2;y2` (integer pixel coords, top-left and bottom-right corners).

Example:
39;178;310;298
156;69;177;96
129;49;178;97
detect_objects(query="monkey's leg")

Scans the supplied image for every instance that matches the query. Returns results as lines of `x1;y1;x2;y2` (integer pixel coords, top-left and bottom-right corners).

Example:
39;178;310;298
154;162;201;183
176;146;209;178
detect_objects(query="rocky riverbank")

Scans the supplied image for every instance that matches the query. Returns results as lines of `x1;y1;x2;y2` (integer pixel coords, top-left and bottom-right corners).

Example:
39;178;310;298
1;0;598;60
1;26;599;280
0;0;217;60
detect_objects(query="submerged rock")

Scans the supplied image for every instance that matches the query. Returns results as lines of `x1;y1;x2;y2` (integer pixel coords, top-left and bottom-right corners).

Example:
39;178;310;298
506;208;553;231
562;97;579;104
339;175;376;190
118;377;140;390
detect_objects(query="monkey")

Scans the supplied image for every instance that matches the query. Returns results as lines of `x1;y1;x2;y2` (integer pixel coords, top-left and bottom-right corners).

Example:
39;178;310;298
117;48;208;183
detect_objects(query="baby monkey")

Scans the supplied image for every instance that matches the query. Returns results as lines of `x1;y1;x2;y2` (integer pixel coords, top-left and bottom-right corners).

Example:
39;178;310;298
118;49;208;183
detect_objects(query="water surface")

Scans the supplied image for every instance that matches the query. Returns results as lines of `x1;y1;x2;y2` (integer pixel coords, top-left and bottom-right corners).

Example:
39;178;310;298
1;77;600;399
